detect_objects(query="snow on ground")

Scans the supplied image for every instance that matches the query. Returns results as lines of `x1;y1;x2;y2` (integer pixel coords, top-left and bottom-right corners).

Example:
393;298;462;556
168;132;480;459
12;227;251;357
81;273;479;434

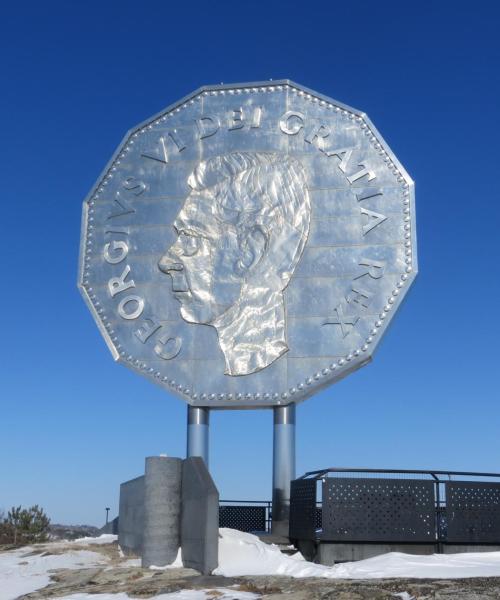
149;548;183;569
72;535;118;546
2;527;500;600
0;546;108;600
214;528;500;579
333;550;500;579
215;528;329;577
50;591;258;600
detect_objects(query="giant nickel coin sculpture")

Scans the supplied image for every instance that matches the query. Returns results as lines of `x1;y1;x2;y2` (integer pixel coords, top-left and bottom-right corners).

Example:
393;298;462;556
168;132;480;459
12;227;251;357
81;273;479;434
78;81;417;408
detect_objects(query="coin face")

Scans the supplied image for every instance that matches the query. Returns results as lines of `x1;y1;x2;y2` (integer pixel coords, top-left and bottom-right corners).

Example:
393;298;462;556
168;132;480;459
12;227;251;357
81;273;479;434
78;81;417;408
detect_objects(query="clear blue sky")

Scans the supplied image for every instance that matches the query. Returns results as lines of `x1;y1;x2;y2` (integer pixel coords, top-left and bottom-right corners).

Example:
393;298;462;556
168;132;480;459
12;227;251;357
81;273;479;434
1;1;499;526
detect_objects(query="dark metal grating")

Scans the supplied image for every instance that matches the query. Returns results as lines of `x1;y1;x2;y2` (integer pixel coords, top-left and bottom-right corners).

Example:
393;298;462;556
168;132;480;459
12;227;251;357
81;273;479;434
321;478;436;542
289;478;317;540
315;506;322;530
446;482;500;544
219;505;266;533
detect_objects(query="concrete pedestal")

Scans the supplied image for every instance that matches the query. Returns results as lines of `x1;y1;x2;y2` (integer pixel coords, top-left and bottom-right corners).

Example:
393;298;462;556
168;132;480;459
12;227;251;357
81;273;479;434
317;543;435;565
142;456;182;568
181;456;219;574
316;542;500;565
118;476;145;556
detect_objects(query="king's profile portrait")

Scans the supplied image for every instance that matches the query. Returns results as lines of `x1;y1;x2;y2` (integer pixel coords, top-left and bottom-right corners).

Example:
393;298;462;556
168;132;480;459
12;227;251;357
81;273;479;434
158;152;310;376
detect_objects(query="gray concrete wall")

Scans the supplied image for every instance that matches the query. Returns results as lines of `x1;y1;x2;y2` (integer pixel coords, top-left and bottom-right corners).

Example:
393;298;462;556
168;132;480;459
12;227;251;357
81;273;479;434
318;543;436;565
142;456;182;568
317;542;500;565
181;456;219;575
118;476;145;556
443;544;500;554
118;455;221;573
101;516;119;535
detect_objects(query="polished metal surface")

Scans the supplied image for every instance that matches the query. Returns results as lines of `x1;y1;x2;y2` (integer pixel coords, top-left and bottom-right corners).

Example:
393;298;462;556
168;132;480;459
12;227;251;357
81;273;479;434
272;404;295;533
78;80;417;408
187;405;210;426
187;406;209;465
158;152;310;377
274;404;296;425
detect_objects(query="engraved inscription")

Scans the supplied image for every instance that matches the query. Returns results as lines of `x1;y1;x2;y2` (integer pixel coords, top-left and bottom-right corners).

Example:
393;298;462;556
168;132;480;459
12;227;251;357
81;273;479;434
107;264;135;298
80;83;415;407
347;164;376;184
279;111;305;135
304;123;330;149
134;318;183;361
323;304;360;338
323;255;386;339
321;146;355;172
103;178;146;324
360;207;388;235
250;106;262;128
228;108;244;130
107;196;135;220
356;258;386;280
134;318;162;343
347;286;373;309
154;332;182;360
196;116;220;139
118;295;144;320
123;176;147;196
104;241;128;264
141;136;171;164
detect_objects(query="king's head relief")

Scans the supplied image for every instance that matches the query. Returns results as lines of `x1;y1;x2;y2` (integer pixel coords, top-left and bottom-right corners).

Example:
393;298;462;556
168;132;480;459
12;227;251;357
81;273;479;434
158;152;310;377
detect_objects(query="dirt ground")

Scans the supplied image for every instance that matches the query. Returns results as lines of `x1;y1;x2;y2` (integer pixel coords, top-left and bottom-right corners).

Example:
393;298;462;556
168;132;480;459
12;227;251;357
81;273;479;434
15;541;500;600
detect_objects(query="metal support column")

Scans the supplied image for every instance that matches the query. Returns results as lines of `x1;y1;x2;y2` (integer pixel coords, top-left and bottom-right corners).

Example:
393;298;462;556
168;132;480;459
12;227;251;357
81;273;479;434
272;403;296;537
187;406;210;466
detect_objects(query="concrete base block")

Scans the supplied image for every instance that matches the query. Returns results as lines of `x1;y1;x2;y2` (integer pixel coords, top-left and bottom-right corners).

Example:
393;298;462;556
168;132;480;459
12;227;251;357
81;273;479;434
313;542;500;565
443;545;500;554
118;476;145;556
317;543;436;565
181;456;219;575
142;456;182;568
118;455;221;574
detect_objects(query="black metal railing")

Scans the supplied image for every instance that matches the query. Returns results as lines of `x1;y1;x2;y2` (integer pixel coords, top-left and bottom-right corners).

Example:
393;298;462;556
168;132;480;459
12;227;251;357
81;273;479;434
219;500;272;533
290;467;500;546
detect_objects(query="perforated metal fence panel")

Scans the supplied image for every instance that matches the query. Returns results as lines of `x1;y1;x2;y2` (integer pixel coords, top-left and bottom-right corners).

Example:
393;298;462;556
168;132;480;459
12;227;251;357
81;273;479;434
289;478;317;540
315;506;322;530
446;481;500;543
219;505;266;533
321;478;436;542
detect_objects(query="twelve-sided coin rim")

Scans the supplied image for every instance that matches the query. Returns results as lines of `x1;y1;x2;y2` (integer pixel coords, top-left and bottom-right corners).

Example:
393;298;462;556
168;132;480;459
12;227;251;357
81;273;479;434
78;80;417;407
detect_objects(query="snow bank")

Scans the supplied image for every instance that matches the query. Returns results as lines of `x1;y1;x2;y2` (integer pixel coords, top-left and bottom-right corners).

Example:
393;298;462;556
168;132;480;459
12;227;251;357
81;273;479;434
214;528;500;579
72;534;118;545
0;547;108;600
333;550;500;579
214;528;331;577
50;591;258;600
